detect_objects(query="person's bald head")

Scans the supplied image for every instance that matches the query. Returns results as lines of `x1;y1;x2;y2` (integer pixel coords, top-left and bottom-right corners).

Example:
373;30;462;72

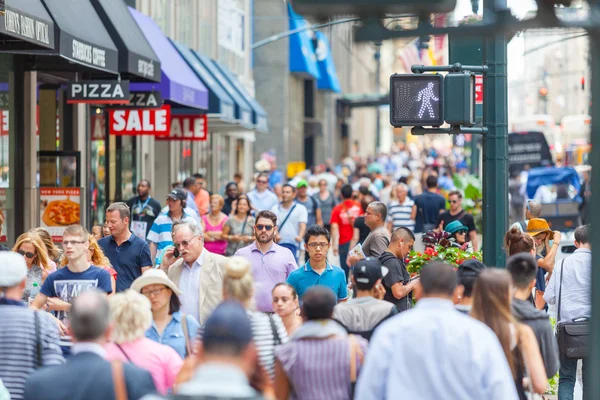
526;200;541;219
70;290;111;342
301;286;337;321
389;227;415;258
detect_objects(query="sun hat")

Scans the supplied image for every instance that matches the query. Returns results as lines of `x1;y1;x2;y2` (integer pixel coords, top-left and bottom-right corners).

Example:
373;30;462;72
130;268;183;296
445;220;468;235
526;218;554;240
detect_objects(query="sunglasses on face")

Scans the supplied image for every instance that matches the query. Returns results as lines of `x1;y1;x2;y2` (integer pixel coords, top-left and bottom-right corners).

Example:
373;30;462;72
450;200;459;204
255;224;274;231
17;250;35;259
457;231;467;235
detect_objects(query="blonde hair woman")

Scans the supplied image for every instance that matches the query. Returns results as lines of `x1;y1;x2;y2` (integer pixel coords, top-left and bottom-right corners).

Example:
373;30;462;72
30;227;61;265
61;235;117;294
104;290;183;395
13;232;54;302
222;256;288;380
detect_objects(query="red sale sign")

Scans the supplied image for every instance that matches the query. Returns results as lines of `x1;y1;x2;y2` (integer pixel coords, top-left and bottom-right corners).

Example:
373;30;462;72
156;114;208;141
109;105;171;135
475;75;483;105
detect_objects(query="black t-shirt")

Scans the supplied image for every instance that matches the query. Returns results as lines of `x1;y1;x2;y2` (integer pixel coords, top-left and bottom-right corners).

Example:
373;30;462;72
379;251;412;311
414;191;446;233
437;210;477;233
126;196;163;237
354;216;371;244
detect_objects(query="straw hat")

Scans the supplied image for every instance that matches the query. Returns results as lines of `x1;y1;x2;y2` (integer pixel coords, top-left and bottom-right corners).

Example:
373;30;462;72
526;218;554;240
130;268;183;296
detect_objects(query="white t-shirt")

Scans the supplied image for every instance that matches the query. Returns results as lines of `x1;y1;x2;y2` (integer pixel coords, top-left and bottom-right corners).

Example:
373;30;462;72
271;202;308;245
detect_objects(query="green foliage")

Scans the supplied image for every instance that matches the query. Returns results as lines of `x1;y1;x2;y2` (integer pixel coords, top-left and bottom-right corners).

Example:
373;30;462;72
452;173;483;232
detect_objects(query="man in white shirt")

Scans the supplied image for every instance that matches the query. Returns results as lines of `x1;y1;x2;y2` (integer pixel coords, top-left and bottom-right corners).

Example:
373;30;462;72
247;174;279;212
544;224;591;399
355;261;519;400
271;184;308;263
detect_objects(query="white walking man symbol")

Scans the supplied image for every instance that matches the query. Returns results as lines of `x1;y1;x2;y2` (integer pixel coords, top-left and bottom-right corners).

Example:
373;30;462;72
416;82;439;119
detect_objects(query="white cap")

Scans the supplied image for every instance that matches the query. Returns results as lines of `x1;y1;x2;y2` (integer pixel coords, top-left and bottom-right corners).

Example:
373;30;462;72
0;252;28;288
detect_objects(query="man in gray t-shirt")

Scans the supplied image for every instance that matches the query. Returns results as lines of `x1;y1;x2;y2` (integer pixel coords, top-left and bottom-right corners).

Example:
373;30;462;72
295;180;322;228
272;184;308;262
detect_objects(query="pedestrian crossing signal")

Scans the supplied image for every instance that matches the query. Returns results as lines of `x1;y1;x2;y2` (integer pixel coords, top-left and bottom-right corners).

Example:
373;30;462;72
389;74;444;127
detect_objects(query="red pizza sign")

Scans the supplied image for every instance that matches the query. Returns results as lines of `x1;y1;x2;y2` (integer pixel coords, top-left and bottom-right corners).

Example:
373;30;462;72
156;115;208;141
109;105;171;135
475;75;483;105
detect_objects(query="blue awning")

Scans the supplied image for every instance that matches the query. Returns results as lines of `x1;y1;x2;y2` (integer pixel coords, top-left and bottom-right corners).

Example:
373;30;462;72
171;40;236;124
192;51;254;129
287;4;319;79
128;7;208;110
314;32;341;93
210;61;268;133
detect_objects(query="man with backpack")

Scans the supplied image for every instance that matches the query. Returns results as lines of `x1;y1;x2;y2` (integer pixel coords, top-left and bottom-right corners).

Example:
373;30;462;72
332;259;398;340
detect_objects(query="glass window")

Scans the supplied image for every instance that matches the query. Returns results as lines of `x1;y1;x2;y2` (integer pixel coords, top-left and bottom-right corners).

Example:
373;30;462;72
89;108;106;226
197;0;214;56
178;141;193;182
116;136;137;202
0;55;13;244
217;0;245;76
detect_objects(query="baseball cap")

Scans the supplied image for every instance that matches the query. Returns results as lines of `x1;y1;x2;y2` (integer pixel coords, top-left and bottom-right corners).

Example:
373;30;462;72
203;301;253;349
167;188;186;201
296;179;308;189
353;258;389;287
0;252;28;287
458;259;487;278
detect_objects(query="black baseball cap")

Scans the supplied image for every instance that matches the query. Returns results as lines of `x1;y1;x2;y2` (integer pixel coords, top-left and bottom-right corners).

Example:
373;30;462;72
353;258;389;288
458;259;487;278
167;188;186;201
203;301;253;350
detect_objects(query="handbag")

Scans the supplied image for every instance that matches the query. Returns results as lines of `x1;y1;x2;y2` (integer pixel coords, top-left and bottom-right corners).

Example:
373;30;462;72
556;259;590;360
181;313;192;357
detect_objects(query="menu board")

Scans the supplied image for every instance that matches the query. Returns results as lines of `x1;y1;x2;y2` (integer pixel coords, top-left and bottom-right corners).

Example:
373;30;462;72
40;188;81;242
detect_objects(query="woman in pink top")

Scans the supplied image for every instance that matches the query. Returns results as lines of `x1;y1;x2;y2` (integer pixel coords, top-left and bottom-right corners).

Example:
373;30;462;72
104;289;183;395
201;194;229;255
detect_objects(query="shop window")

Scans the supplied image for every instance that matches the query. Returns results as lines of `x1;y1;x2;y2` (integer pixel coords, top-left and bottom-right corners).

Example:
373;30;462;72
178;141;193;182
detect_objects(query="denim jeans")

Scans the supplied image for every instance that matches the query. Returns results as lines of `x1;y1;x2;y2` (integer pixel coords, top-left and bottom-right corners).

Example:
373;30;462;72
558;354;589;400
338;242;350;281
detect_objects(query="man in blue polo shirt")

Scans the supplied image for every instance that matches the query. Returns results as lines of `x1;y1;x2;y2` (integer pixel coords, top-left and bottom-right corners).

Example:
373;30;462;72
287;225;347;302
99;202;153;292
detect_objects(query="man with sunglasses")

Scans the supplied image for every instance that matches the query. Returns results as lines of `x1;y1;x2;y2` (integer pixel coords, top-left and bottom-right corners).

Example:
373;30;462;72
437;190;478;251
247;174;279;212
234;210;297;313
160;221;228;325
31;225;112;352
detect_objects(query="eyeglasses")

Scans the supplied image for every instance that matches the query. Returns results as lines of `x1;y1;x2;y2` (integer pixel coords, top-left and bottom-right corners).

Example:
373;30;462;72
307;242;329;249
257;180;268;184
63;240;87;246
17;250;35;258
173;236;199;250
255;224;274;231
141;287;166;297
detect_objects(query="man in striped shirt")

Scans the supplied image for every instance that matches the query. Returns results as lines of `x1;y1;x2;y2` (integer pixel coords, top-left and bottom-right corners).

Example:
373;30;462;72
387;183;416;232
148;188;200;265
0;252;64;400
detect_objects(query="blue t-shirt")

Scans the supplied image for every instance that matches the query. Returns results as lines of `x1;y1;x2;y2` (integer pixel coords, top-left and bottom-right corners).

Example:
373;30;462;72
287;262;348;301
99;234;153;292
40;265;112;327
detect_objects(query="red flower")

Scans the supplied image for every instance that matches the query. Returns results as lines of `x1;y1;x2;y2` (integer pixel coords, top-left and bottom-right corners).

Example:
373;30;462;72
425;247;435;256
405;258;410;263
433;251;439;256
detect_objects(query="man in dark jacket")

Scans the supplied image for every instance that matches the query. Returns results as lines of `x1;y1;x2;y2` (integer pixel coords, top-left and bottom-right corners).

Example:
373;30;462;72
379;227;418;311
507;253;560;378
24;291;156;400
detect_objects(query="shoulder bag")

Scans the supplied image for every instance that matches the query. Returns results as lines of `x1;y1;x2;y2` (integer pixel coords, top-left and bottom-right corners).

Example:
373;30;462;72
556;259;590;359
111;361;128;400
267;314;281;346
181;313;192;357
34;311;43;368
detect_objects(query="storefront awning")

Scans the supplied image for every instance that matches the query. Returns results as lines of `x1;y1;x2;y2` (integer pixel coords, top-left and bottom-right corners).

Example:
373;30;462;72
211;61;269;133
192;51;254;129
40;0;119;74
287;3;319;79
90;0;161;82
171;40;236;126
314;32;341;93
128;7;208;110
0;0;55;50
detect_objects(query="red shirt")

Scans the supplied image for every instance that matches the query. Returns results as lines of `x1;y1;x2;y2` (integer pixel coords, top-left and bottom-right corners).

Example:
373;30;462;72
330;200;363;245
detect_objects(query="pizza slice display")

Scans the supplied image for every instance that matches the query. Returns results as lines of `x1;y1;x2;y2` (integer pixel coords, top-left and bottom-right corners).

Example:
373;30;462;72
42;200;80;226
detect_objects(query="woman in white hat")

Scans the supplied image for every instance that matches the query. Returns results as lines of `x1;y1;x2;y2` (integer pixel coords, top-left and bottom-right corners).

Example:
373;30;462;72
130;269;200;359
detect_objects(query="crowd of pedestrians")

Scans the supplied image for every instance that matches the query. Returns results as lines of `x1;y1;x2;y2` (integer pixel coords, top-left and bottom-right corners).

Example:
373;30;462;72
0;150;592;400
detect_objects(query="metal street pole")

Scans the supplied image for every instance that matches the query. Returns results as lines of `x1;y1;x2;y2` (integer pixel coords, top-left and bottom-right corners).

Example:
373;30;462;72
482;0;509;267
375;41;382;152
588;25;600;400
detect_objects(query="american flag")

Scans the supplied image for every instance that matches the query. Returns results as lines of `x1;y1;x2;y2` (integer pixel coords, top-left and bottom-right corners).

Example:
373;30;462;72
398;40;421;73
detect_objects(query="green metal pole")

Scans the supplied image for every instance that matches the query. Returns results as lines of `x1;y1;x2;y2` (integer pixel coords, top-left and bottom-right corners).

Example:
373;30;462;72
589;27;600;400
482;0;508;267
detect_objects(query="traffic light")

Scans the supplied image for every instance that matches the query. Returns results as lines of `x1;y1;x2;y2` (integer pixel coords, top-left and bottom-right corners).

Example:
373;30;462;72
390;74;444;127
290;0;457;17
